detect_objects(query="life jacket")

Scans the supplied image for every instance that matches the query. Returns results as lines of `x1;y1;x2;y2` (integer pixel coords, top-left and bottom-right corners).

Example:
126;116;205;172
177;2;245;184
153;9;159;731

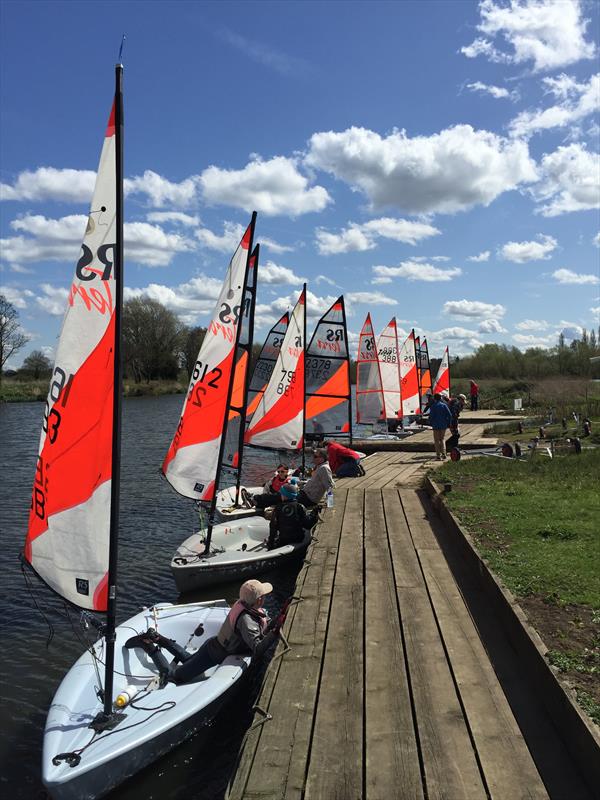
217;600;268;651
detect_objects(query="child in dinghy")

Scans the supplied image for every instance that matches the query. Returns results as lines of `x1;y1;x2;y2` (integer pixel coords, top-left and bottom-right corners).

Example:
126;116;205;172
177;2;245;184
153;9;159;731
125;580;283;685
267;481;311;550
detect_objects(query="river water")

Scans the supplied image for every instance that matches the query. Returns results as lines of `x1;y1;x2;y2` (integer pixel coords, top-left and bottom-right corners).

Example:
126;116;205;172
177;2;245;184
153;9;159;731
0;394;307;799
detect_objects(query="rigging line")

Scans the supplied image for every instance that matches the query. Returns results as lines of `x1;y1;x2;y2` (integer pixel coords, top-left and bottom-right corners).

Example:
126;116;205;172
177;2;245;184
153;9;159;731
21;560;56;648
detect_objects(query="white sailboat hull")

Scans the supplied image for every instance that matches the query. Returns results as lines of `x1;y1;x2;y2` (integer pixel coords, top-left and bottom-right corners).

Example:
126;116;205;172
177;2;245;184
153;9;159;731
214;484;264;522
42;602;249;800
171;517;311;593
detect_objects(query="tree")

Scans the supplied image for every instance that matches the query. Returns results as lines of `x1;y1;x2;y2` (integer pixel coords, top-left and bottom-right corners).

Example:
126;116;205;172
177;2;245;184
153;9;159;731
21;350;52;379
0;294;29;382
181;325;207;379
122;296;183;382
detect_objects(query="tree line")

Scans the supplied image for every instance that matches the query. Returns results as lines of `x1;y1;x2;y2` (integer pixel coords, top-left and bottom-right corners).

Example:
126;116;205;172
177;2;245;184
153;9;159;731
2;293;599;384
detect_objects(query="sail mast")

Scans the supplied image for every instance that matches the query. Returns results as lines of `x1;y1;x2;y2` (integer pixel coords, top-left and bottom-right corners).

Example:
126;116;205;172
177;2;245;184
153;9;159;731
233;243;259;504
102;61;124;719
203;213;257;553
342;296;352;445
301;282;307;474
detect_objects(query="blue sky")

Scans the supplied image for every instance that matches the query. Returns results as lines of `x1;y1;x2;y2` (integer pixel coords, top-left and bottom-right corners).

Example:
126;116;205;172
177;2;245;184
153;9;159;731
1;0;599;367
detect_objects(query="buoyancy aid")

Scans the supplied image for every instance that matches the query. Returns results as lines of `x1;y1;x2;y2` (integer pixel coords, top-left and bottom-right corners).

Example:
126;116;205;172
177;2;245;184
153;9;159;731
217;600;268;652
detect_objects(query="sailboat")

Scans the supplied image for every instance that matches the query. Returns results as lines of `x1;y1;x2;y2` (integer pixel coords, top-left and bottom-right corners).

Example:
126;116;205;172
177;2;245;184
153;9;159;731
376;317;402;424
214;311;289;520
399;329;420;417
432;345;451;396
355;312;385;425
25;64;250;800
417;336;433;413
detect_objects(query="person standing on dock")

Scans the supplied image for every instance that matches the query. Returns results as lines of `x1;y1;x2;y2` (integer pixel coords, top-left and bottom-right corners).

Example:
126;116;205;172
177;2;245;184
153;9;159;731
429;393;453;460
297;448;334;506
469;379;479;411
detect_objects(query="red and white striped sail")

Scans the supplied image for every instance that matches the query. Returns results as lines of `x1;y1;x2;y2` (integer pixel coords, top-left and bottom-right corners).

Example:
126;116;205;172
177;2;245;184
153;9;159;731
376;318;401;419
433;346;451;396
417;337;433;412
305;296;351;438
24;103;118;611
245;312;289;421
245;288;305;450
356;313;384;424
162;217;255;501
400;330;420;417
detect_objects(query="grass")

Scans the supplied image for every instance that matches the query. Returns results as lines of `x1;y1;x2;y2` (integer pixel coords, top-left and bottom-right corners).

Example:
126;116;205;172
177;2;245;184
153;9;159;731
0;378;187;402
435;449;600;606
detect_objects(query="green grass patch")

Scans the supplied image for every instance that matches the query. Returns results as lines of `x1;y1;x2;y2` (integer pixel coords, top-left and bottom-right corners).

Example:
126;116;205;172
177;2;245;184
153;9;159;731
576;690;600;726
435;449;600;607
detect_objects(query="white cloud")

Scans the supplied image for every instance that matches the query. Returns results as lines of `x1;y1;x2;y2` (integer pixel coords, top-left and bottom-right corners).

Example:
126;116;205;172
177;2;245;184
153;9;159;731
513;332;556;347
124;274;224;326
0;167;96;203
1;214;194;268
436;326;482;340
372;261;462;283
314;274;338;286
216;27;312;77
35;283;70;316
443;299;506;319
259;261;306;285
195;221;245;253
315;216;440;254
509;73;599;138
479;318;508;333
124;170;197;208
590;305;600;317
499;233;557;262
0;286;34;308
466;81;517;100
560;323;584;339
271;290;337;320
515;319;549;331
260;236;293;254
146;211;200;226
345;291;396;306
593;232;600;247
199;156;330;216
532;143;600;216
553;268;599;285
306;125;536;214
461;0;596;73
468;250;491;262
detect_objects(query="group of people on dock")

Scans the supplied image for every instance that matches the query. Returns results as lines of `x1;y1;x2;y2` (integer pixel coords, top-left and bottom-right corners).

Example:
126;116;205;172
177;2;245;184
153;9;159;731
429;390;467;460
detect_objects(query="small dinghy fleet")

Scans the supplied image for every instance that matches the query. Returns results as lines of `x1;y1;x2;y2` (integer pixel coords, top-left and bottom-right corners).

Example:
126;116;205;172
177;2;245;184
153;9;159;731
20;62;452;799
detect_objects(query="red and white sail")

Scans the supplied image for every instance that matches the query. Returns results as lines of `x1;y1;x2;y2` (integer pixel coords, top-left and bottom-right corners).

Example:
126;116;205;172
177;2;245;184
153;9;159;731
162;216;256;501
245;288;305;450
399;330;420;417
305;296;351;438
245;312;289;421
417;337;433;412
432;346;450;396
356;313;384;424
24;103;118;611
376;318;401;420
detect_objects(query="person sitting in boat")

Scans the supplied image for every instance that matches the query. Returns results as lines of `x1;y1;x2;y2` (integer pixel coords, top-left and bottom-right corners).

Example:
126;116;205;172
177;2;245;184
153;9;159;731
297;448;334;507
267;481;311;550
251;463;289;510
323;439;363;478
125;580;281;686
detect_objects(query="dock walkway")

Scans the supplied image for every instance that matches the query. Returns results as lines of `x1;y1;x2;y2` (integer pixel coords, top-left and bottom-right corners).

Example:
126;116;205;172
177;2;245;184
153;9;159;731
228;421;593;800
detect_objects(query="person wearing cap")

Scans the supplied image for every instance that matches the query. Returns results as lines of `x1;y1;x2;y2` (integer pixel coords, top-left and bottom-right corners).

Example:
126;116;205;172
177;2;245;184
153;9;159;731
267;481;311;550
429;392;453;460
297;448;334;507
125;580;279;685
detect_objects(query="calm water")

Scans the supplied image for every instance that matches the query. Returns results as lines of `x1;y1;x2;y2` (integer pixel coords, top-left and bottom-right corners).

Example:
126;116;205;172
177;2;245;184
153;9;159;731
0;394;302;799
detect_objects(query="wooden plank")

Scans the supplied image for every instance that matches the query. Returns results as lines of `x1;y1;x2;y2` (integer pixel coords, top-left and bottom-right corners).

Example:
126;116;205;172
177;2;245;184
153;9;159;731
399;489;440;550
380;488;423;588
228;493;349;800
304;490;365;800
335;451;400;489
364;489;424;800
418;548;549;800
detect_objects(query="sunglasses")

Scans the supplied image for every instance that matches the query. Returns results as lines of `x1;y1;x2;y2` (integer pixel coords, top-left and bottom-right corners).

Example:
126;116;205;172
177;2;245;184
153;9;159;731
277;470;288;474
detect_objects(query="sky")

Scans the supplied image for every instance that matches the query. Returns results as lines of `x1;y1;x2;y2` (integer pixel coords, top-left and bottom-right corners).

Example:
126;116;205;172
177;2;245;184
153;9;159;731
1;0;599;368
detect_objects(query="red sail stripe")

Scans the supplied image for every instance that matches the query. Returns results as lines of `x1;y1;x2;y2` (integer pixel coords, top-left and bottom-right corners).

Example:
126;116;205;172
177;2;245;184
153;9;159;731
105;103;116;137
25;316;115;553
245;352;305;443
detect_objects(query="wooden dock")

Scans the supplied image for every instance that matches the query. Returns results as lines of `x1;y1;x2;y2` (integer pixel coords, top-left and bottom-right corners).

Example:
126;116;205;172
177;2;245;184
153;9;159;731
227;428;595;800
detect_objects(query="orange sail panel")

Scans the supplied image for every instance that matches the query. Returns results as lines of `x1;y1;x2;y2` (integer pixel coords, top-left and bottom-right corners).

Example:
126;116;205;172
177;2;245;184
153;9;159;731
245;289;305;450
400;330;420;417
162;219;255;500
432;346;451;396
305;296;351;438
356;313;385;424
24;101;118;611
377;318;401;419
245;313;289;419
